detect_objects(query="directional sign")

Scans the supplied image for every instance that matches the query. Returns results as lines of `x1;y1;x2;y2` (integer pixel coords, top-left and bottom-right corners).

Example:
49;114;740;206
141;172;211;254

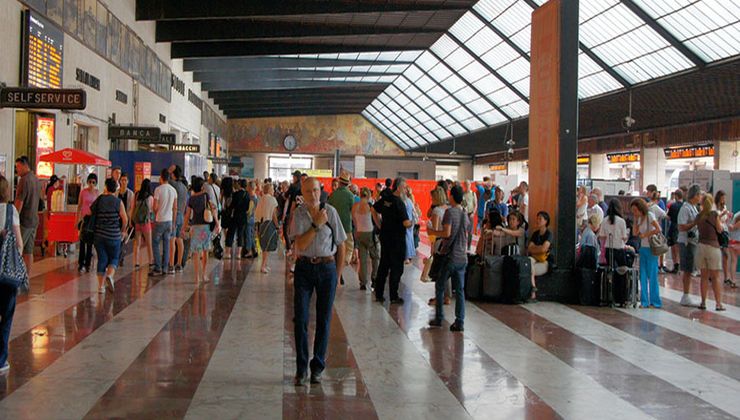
108;125;161;142
0;87;85;109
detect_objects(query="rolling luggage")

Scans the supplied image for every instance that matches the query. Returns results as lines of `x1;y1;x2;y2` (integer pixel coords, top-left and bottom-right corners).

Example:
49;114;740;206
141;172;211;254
601;235;638;307
578;267;603;306
501;255;532;304
482;254;505;299
465;254;483;300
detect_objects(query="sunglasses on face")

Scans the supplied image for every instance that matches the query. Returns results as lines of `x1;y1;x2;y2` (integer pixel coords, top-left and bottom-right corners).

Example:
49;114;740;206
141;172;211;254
89;181;96;185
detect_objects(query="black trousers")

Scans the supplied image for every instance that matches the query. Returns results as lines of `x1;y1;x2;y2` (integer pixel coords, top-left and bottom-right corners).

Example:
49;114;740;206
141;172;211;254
78;240;93;270
375;238;406;300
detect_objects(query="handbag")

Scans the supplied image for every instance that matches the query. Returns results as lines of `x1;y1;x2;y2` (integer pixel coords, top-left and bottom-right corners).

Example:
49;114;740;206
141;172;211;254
0;203;29;290
429;210;466;281
204;201;214;223
705;219;729;248
649;232;669;256
81;199;99;244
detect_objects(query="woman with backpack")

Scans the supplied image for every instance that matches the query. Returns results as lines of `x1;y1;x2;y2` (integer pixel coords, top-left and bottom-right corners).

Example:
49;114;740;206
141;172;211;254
131;179;154;270
182;177;219;283
0;175;24;375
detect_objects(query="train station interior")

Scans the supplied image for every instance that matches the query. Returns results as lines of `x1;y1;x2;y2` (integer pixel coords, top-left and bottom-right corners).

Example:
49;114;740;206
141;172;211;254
0;0;739;419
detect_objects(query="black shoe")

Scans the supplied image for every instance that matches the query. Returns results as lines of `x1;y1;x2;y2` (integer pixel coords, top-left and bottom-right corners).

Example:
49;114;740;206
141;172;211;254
375;296;385;303
671;265;680;274
428;318;442;327
390;297;404;305
310;370;322;384
450;321;464;332
293;372;308;386
360;285;367;291
340;276;345;286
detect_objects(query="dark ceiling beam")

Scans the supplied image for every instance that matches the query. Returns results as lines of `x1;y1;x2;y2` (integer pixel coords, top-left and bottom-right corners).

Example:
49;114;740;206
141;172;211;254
208;86;388;100
171;41;422;58
185;57;414;72
521;0;631;88
136;0;470;20
619;0;705;68
192;69;396;83
203;80;392;91
468;8;529;62
220;100;374;111
227;108;365;119
447;32;529;104
157;19;442;42
215;96;378;107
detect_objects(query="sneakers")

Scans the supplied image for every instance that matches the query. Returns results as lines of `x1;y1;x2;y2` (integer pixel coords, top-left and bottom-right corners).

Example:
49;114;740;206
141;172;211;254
449;321;464;332
261;268;269;274
293;372;308;386
0;362;9;374
680;293;696;307
310;370;322;384
175;265;183;273
150;269;163;276
105;276;115;293
98;285;106;294
428;318;443;327
167;267;176;275
78;267;87;273
360;285;367;291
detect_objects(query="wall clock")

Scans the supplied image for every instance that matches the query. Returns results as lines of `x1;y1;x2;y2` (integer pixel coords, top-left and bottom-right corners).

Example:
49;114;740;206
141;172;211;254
283;135;297;151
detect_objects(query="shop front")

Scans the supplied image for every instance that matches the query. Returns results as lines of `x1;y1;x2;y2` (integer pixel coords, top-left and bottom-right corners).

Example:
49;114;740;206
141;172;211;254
663;143;715;193
606;151;641;194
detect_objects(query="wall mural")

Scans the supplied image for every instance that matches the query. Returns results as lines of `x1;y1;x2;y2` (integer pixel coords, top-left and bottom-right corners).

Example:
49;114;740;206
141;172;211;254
228;114;404;156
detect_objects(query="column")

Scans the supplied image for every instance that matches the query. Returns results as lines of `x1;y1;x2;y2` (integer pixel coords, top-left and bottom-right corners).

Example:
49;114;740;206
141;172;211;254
528;0;579;270
641;147;666;194
715;141;740;172
589;153;609;179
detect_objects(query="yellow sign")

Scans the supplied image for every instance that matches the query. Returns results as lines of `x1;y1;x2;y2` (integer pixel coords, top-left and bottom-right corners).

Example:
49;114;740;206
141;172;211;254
304;169;332;177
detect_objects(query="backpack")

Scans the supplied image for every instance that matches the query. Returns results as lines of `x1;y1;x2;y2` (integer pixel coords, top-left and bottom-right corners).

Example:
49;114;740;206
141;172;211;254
133;199;149;224
0;204;29;290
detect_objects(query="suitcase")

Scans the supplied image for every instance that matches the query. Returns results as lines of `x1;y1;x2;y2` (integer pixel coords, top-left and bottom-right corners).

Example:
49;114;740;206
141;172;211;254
502;255;532;304
482;255;505;299
578;267;603;306
465;254;483;300
601;234;639;307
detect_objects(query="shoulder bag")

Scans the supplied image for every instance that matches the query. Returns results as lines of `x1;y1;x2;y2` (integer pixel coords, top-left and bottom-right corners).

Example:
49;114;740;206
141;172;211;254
0;203;29;290
648;215;669;256
705;218;729;248
429;210;466;281
81;199;100;244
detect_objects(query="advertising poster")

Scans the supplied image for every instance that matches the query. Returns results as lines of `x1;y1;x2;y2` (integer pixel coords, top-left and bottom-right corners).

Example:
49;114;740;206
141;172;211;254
134;161;151;191
35;115;55;179
240;156;255;178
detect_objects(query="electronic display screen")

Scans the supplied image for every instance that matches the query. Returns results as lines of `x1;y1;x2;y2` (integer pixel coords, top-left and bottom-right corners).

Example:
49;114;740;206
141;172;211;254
23;10;64;89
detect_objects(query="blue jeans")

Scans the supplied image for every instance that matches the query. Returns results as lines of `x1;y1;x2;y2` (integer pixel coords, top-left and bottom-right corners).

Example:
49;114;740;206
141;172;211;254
94;237;122;274
435;260;466;324
639;247;661;307
0;284;18;367
152;221;172;271
293;261;337;376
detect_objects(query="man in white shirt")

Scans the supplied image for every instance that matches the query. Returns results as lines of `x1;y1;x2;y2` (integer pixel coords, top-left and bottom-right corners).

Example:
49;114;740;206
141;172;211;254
677;184;701;306
587;194;604;221
518;181;529;223
151;168;177;276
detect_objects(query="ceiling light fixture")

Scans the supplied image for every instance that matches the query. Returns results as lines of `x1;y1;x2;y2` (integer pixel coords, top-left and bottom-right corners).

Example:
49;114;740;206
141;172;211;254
449;138;457;155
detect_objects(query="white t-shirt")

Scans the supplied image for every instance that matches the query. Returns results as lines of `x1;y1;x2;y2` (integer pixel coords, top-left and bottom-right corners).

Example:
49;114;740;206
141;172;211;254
677;202;699;245
254;195;278;223
0;204;21;228
649;202;667;221
637;212;658;248
599;215;628;249
587;204;604;221
153;183;177;223
521;193;529;222
206;183;221;210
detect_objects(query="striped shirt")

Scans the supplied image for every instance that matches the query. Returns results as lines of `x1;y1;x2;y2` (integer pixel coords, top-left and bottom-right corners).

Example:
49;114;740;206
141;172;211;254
93;195;122;241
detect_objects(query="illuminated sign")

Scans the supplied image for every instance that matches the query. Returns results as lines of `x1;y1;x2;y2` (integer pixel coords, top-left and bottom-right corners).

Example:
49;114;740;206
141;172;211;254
577;155;590;165
22;11;64;89
108;126;161;141
170;144;199;153
159;133;176;144
0;87;85;109
488;163;507;172
35;115;55;179
664;144;714;160
607;151;640;164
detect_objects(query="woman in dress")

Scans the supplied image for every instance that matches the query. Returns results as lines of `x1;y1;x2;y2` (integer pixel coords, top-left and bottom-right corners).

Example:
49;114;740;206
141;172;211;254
255;183;279;273
183;177;219;283
76;173;99;273
91;178;128;294
131;179;154;270
715;190;734;287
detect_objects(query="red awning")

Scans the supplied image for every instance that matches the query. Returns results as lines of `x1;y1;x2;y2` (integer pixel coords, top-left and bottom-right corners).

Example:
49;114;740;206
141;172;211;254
39;148;111;166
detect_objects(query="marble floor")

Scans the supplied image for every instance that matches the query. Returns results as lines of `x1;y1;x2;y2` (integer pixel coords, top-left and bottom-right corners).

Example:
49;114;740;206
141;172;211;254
1;237;739;420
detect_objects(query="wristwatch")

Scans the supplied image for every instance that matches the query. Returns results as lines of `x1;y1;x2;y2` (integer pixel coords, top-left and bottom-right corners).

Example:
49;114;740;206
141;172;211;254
311;222;319;232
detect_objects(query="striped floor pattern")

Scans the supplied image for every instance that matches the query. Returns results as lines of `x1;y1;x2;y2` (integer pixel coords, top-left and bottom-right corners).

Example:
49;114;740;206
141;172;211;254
0;237;739;420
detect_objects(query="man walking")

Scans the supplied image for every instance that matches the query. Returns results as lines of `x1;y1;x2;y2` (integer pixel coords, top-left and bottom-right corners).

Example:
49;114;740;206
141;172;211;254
13;156;39;276
151;169;177;276
677;184;701;306
372;177;412;304
290;177;346;386
117;173;134;266
327;171;354;285
169;166;188;272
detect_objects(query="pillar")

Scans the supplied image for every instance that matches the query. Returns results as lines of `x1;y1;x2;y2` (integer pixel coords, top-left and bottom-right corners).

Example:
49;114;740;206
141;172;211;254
716;141;740;172
354;155;366;178
589;153;609;179
528;0;579;271
641;147;666;194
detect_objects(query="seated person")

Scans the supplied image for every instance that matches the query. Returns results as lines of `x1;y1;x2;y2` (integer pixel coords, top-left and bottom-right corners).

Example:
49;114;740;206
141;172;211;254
577;214;602;269
528;211;552;301
492;212;526;256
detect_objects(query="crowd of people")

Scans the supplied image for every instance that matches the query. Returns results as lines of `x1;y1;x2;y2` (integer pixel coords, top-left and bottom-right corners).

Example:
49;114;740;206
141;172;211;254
1;159;739;380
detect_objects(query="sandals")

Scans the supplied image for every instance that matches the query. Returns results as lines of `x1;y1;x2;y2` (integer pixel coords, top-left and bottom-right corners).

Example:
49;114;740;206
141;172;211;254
724;279;738;288
698;304;707;310
716;306;727;312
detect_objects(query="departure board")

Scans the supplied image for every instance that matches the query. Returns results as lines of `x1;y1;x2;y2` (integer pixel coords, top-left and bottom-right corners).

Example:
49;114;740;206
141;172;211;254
23;11;64;89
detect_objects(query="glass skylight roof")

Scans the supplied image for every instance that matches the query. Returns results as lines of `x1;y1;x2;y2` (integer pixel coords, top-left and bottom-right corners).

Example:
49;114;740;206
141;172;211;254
361;0;739;150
